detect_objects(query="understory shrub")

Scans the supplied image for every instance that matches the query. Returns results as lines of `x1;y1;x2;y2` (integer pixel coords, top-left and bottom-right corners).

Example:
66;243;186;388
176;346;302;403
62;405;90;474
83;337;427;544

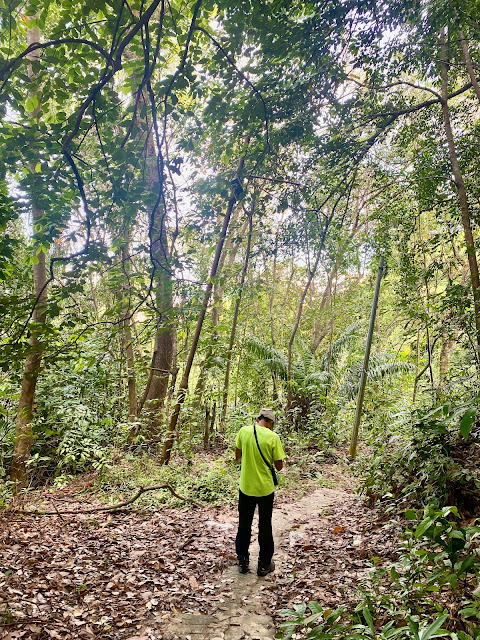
360;402;480;513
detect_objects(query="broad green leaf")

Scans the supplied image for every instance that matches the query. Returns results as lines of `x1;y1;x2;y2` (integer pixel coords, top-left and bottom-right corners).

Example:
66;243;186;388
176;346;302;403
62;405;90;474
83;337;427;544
460;408;476;439
418;613;448;640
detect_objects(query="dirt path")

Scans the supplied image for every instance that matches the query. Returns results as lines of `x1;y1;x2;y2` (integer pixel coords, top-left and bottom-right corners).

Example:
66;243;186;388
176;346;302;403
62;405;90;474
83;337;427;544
134;488;347;640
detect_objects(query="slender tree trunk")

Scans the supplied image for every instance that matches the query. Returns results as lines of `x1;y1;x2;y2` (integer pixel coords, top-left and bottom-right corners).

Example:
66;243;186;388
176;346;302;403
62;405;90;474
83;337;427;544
419;216;435;388
220;206;254;431
193;215;248;408
204;404;210;450
326;274;337;375
440;29;480;363
118;244;138;432
311;271;336;353
132;319;145;360
412;328;421;404
160;147;249;464
11;25;47;491
287;221;330;411
458;30;480;105
166;335;178;421
124;321;138;421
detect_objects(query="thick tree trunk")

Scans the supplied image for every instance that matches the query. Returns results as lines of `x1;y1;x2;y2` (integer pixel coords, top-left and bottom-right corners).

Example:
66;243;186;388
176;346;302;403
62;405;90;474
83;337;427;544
440;29;480;364
140;131;175;435
220;206;254;431
11;26;47;491
160;149;248;464
439;336;454;384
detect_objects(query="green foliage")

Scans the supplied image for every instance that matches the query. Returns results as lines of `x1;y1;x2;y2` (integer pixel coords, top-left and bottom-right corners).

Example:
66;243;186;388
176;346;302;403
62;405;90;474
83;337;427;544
277;601;455;640
360;398;480;511
97;453;240;507
278;506;480;640
278;602;345;639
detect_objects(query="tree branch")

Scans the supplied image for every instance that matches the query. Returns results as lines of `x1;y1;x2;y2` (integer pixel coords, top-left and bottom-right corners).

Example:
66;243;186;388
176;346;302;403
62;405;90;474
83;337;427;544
0;38;114;91
12;483;204;516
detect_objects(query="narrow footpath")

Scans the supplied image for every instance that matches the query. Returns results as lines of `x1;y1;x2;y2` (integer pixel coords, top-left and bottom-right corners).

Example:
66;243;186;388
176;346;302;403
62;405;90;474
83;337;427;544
135;488;347;640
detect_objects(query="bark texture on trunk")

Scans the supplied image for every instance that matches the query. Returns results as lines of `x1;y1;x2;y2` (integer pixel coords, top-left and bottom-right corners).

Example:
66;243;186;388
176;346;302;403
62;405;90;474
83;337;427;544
440;29;480;364
439;336;455;382
11;26;47;491
140;130;175;435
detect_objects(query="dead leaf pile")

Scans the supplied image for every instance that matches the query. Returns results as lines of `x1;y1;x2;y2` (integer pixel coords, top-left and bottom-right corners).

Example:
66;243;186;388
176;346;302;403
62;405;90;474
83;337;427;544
269;498;400;618
0;497;238;639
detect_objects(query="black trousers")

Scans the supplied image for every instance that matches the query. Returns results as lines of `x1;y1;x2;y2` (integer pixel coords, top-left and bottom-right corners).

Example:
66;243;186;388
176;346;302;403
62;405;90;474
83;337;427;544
235;490;275;566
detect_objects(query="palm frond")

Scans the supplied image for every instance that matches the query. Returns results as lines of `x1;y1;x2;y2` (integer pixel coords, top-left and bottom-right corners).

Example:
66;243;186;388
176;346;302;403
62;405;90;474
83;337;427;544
295;334;319;376
319;321;364;370
245;337;288;379
340;355;415;401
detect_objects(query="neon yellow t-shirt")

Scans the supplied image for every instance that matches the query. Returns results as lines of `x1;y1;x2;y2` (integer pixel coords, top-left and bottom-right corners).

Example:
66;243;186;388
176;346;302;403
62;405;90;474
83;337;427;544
235;425;285;497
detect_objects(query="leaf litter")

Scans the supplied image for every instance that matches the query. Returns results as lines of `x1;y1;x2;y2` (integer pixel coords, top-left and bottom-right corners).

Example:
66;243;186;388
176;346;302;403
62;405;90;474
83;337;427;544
0;489;238;639
0;480;400;640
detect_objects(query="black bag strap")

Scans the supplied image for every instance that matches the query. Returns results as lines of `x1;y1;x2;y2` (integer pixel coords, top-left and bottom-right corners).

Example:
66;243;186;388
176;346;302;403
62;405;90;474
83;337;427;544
253;424;273;470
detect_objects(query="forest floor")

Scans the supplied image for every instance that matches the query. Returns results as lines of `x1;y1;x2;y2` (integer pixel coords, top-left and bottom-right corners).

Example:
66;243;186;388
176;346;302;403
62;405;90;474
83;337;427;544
0;453;400;640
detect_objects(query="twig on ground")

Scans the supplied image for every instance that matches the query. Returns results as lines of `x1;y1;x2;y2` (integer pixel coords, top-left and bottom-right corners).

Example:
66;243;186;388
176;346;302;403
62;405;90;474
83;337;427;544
10;483;204;516
0;619;63;627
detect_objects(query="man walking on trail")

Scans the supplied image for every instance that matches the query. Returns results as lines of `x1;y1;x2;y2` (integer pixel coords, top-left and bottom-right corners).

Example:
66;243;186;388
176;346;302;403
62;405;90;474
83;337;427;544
235;408;285;577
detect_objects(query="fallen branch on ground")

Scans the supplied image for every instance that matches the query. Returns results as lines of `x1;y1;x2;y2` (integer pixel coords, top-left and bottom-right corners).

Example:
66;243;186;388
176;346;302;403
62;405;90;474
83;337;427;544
10;483;204;516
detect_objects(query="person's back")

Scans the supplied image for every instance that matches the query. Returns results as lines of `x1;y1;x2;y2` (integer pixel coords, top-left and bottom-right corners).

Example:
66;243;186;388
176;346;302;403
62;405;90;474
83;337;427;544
236;424;282;497
235;409;285;576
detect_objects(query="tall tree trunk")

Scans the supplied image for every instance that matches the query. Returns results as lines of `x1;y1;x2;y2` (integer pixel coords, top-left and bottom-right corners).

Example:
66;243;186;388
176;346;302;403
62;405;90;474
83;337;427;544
458;29;480;105
193;215;249;408
311;272;336;353
124;317;138;422
440;29;480;363
141;131;175;435
11;25;47;491
439;334;455;398
204;404;210;451
412;328;421;405
220;204;254;431
166;334;178;421
160;148;248;464
119;243;139;441
287;221;330;411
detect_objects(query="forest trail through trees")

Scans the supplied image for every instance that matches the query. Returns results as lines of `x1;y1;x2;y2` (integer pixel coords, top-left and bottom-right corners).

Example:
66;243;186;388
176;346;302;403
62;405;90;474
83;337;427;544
1;478;378;640
143;488;347;640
